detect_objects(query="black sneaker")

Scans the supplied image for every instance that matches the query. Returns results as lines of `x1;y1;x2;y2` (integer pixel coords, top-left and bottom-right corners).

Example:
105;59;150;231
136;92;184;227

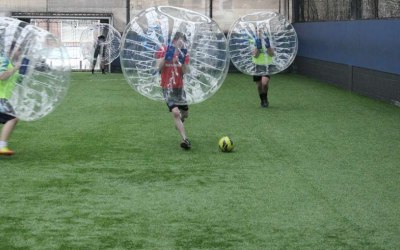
91;69;94;74
180;139;191;150
261;100;269;108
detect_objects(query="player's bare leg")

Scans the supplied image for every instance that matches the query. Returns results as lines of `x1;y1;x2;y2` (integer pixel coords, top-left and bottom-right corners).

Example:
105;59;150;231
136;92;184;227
0;118;18;155
257;76;269;107
171;107;190;149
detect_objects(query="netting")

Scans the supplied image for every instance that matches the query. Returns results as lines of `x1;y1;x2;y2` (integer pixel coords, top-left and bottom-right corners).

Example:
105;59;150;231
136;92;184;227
295;0;400;22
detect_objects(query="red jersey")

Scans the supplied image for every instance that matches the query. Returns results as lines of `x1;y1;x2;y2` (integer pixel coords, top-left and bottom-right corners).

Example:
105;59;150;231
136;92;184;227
156;45;189;89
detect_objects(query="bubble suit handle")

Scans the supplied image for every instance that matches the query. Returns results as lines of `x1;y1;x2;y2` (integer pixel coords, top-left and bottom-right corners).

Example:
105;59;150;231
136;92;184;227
228;11;298;75
120;6;230;105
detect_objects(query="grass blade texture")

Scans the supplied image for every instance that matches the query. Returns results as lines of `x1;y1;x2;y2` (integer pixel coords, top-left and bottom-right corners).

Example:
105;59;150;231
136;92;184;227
1;72;399;249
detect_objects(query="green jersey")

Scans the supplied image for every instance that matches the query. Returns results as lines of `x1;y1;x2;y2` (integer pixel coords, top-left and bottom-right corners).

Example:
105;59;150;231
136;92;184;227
0;57;18;99
252;50;273;65
249;39;273;65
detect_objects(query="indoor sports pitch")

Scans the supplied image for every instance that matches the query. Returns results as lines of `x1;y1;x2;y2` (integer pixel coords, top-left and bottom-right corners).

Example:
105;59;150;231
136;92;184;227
1;72;399;249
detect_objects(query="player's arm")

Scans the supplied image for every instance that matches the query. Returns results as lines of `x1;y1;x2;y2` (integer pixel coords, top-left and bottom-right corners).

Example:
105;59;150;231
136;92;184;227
253;37;262;58
253;36;274;57
156;57;165;71
182;64;189;74
264;37;275;57
252;28;263;58
156;45;168;70
266;47;275;57
0;62;20;81
157;44;175;71
178;48;189;74
253;48;261;58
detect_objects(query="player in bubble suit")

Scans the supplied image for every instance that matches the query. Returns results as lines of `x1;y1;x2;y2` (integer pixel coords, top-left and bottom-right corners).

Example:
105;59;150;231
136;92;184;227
91;35;106;74
0;44;22;155
156;31;191;150
252;27;275;108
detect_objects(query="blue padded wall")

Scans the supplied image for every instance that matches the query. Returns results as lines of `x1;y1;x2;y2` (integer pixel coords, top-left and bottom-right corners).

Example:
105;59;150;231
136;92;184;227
293;20;400;75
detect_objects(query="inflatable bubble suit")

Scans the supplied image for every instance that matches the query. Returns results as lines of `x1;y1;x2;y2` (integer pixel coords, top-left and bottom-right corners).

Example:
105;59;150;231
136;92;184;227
120;6;230;105
80;23;121;65
0;17;70;121
227;11;298;75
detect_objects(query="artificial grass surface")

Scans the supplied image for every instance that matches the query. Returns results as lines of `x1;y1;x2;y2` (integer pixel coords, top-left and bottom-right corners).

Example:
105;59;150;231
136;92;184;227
1;72;399;249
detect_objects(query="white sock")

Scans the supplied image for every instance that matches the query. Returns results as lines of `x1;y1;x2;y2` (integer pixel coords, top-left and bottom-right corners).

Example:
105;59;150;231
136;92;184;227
0;141;7;148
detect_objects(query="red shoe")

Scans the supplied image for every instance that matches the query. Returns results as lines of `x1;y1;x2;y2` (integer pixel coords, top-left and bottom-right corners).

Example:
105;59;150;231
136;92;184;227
0;147;14;156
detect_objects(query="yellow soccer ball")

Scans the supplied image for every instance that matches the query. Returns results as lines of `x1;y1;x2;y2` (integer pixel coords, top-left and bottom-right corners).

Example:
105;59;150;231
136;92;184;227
218;136;234;152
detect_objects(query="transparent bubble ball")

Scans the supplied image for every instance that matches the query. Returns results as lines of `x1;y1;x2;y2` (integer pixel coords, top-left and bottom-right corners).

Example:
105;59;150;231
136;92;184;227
228;11;298;75
0;17;70;121
80;23;121;64
120;6;230;105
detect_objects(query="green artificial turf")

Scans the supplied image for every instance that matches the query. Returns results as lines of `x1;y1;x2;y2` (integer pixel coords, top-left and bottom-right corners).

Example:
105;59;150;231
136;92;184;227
1;72;399;249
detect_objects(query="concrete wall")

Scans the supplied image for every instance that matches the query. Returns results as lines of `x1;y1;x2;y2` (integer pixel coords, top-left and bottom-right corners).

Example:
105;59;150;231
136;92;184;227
0;0;127;31
0;0;285;33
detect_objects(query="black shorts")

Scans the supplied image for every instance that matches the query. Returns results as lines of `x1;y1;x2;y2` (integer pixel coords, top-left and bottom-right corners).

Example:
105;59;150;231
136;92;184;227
0;99;16;123
167;104;188;112
163;88;189;112
253;75;270;82
0;112;16;124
